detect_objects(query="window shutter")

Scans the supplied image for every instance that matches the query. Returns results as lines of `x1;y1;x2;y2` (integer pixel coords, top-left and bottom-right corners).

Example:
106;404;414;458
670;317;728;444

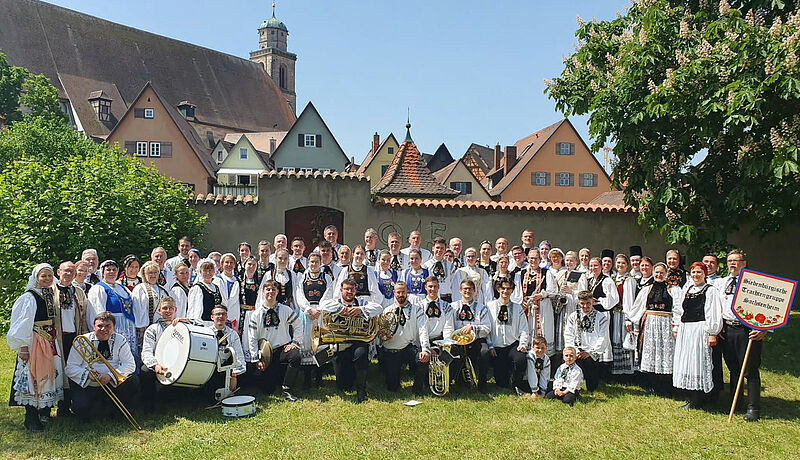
570;143;575;154
466;182;472;194
161;142;172;158
545;173;551;186
593;173;598;186
124;141;136;155
316;134;322;148
298;133;304;147
134;108;145;118
579;173;586;187
531;172;536;185
569;173;575;186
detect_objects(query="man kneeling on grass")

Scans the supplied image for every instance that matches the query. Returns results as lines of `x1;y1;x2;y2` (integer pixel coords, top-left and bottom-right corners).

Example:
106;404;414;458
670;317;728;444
546;346;583;406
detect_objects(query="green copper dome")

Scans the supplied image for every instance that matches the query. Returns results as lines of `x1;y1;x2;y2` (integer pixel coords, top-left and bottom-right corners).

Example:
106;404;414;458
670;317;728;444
260;16;288;32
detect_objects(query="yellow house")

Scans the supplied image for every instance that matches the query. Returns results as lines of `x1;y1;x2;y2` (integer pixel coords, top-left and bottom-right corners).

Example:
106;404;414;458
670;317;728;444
487;118;614;203
357;133;400;187
432;158;491;201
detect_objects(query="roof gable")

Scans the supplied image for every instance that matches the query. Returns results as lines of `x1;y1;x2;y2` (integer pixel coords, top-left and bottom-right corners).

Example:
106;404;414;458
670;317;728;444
218;134;270;170
426;143;455;172
0;0;296;136
107;81;216;176
488;119;565;195
372;131;460;198
356;133;399;175
270;101;350;167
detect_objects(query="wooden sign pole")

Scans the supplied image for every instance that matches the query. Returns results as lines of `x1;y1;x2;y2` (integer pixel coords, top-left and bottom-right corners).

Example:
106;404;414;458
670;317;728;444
727;338;754;423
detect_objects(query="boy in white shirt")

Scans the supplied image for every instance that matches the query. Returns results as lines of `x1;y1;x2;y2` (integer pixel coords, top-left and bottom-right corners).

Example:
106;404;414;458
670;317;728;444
546;346;583;406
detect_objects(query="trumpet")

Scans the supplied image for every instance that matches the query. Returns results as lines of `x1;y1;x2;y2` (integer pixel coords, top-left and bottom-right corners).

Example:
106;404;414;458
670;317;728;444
72;335;143;431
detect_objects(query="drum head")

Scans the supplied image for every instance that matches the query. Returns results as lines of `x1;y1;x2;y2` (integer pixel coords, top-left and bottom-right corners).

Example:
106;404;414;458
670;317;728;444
222;395;255;406
155;323;191;385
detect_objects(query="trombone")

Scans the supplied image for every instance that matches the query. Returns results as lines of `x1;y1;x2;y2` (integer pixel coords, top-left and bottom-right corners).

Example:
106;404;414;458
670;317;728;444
72;335;143;431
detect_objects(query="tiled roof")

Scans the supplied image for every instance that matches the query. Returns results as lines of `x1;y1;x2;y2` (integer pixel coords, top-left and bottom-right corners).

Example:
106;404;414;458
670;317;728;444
372;131;460;198
488;120;564;196
357;133;397;176
259;170;368;181
375;198;636;213
194;193;258;205
431;160;459;183
224;132;287;156
462;143;495;173
0;0;296;138
589;190;626;206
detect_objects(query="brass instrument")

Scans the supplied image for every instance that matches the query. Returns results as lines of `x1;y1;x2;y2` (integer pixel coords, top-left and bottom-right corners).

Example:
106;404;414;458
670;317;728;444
72;335;143;431
311;310;398;353
450;330;478;388
429;339;458;396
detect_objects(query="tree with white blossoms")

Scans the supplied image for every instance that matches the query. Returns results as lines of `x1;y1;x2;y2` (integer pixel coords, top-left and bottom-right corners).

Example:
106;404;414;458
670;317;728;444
546;0;800;254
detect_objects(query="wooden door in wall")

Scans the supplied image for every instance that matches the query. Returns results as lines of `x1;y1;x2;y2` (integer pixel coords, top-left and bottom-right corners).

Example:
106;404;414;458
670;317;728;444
284;206;344;256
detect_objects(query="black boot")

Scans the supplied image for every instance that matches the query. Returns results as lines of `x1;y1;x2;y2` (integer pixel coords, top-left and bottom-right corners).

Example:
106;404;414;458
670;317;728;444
355;369;368;403
57;389;72;417
25;406;44;432
282;386;298;402
38;407;51;424
744;378;761;422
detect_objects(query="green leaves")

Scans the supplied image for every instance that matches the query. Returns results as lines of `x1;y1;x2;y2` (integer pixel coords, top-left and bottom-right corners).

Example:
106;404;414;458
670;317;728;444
547;0;800;256
0;118;207;332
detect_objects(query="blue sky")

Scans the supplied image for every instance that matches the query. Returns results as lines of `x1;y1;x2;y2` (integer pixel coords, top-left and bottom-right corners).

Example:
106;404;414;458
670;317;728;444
47;0;630;164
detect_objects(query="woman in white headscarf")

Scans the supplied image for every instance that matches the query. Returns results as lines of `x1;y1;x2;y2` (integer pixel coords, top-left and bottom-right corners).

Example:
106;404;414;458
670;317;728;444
7;263;64;431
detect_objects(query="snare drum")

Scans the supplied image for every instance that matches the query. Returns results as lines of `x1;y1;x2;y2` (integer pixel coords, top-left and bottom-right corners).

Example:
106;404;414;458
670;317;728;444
221;395;256;417
155;322;217;387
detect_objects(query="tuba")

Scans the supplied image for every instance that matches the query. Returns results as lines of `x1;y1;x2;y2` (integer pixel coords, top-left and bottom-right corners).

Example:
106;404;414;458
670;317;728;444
311;309;398;353
429;338;459;396
72;335;143;431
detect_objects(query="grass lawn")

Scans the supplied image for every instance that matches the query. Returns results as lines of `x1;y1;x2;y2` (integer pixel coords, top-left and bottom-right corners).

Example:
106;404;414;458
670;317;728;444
2;312;799;459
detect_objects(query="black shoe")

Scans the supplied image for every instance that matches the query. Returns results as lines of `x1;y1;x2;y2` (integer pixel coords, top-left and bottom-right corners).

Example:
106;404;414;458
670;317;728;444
38;408;51;424
681;401;696;410
356;390;368;404
56;406;72;418
25;407;44;432
514;386;525;397
744;407;760;422
282;390;298;402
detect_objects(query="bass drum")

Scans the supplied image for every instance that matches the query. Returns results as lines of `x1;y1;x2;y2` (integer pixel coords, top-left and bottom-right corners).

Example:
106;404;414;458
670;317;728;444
155;322;217;387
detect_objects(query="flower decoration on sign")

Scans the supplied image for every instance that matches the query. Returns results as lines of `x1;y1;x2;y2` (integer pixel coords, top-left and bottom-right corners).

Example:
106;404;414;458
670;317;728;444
733;304;783;327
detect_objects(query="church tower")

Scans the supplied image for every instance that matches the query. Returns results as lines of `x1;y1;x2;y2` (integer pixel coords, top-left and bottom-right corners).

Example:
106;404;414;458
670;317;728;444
250;3;297;113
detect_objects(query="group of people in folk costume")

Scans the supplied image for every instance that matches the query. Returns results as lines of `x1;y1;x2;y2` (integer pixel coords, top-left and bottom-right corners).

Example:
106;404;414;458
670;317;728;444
8;225;768;432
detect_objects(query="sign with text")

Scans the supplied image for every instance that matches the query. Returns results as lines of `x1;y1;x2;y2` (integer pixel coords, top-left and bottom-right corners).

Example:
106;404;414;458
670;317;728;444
730;269;797;331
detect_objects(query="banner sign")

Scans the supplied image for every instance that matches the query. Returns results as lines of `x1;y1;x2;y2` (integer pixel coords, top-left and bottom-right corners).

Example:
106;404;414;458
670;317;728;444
730;268;797;331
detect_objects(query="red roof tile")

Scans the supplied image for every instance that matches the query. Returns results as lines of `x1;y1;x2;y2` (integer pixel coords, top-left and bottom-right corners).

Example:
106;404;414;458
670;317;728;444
375;198;636;213
373;130;459;198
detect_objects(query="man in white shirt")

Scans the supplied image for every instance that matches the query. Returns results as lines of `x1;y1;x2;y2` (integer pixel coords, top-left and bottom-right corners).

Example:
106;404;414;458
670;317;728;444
423;237;457;302
165;236;193;273
289;237;308;274
521;229;535;256
319;278;383;403
401;230;432;265
248;280;302;402
564;291;611;392
449;237;464;268
387;232;406;271
314;225;342;262
65;312;138;422
487;277;529;395
364;228;381;267
150;247;175;288
380;282;430;395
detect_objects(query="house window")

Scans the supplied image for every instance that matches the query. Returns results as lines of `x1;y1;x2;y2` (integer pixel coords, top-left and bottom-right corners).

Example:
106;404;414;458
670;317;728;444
388;147;394;155
279;65;287;90
136;141;148;157
149;142;161;158
98;100;111;122
217;151;223;162
581;173;598;187
300;167;313;173
240;148;248;160
238;175;251;186
450;181;472;195
533;172;549;186
304;134;316;147
557;172;574;186
381;164;390;176
269;138;277;153
556;142;574;155
144;108;154;119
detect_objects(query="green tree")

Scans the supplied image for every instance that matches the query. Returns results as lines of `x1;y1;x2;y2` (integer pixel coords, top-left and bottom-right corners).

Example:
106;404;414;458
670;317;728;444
546;0;800;255
0;119;207;332
0;52;66;126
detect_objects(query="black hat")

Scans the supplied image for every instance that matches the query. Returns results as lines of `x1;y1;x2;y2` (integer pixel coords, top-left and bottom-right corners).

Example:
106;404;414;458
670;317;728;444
629;245;642;257
601;249;615;260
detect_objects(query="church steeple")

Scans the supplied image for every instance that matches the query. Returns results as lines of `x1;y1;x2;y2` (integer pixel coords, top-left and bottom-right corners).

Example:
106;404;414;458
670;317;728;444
250;2;297;113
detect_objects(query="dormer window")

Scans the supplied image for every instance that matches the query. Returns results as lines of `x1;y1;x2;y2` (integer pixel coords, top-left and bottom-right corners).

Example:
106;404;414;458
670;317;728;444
87;90;112;122
177;101;196;119
144;108;154;119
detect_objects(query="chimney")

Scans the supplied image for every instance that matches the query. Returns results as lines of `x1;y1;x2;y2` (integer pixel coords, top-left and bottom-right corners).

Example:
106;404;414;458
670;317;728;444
372;132;380;154
504;146;517;175
493;143;502;171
